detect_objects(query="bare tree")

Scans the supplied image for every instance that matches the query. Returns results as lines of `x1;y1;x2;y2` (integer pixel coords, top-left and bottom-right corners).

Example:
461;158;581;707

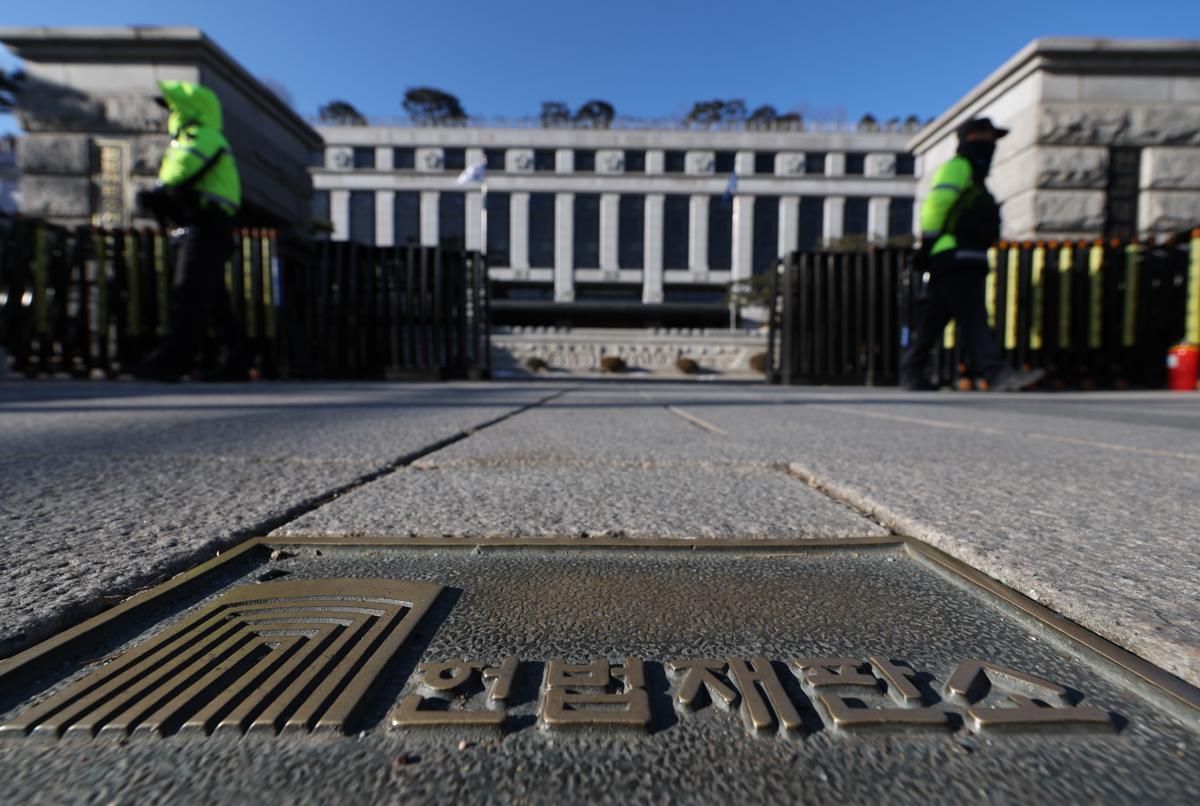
721;99;747;124
318;100;367;126
857;113;880;132
685;99;725;128
746;104;778;129
539;101;571;128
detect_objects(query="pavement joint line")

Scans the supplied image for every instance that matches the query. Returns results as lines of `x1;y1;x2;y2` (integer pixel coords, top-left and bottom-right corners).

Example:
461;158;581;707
1023;431;1200;462
786;461;1200;721
0;387;570;670
806;404;1009;435
664;405;728;435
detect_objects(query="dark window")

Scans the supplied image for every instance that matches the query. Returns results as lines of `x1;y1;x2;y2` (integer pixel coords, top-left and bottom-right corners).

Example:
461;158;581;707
393;147;415;170
754;152;776;175
618;196;644;269
624;150;646;173
798;196;824;250
493;282;553;301
888;198;914;239
444;148;466;171
486;191;510;265
534;149;556;172
349;190;375;244
896;153;916;176
663;194;690;269
664;284;724;304
1105;146;1142;242
844;197;869;236
394;191;421;247
438;192;466;250
528;193;556;268
664;150;686;173
714;151;736;174
752;195;780;275
353;147;375;169
708;196;732;270
312;190;330;222
574;150;596;172
393;191;421;246
576;283;641;303
805;152;826;175
485;148;506;173
573;193;600;269
845;152;866;175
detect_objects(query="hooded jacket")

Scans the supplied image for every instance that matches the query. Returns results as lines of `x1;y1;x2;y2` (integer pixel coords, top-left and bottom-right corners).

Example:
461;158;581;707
157;80;241;217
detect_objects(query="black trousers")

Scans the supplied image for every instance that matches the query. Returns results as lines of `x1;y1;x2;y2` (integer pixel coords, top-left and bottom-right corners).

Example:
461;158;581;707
156;211;244;373
900;253;1004;385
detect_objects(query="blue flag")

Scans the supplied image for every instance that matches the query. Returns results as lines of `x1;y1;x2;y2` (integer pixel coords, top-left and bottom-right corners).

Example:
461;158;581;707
721;172;738;207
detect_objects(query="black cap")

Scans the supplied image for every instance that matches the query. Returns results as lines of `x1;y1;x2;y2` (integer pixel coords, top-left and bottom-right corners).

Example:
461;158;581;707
957;117;1009;140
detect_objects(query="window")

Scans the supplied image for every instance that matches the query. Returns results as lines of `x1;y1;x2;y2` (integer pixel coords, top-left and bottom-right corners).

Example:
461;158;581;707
394;191;420;247
444;148;466;171
844;197;869;236
798;197;824;250
752;196;779;275
754;152;776;175
393;147;415;170
573;193;600;268
576;284;641;303
618;196;644;269
349;190;375;244
663;194;690;269
664;285;724;304
439;192;465;251
493;282;553;301
528;193;556;267
845;152;866;175
486;191;510;265
624;150;646;173
485;148;506;173
574;150;596;172
896;153;916;176
664;150;686;173
353;147;375;169
534;149;556;172
708;195;732;270
714;151;736;174
312;190;330;222
888;198;914;239
805;152;826;176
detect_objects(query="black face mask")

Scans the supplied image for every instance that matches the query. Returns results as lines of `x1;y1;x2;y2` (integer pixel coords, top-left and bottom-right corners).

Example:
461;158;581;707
957;139;996;177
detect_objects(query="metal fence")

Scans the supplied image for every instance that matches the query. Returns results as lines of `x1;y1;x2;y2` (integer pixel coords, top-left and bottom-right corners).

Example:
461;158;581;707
767;232;1200;389
0;215;490;380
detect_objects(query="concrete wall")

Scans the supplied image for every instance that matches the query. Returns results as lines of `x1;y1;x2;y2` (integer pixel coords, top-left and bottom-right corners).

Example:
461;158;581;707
0;27;322;232
909;38;1200;241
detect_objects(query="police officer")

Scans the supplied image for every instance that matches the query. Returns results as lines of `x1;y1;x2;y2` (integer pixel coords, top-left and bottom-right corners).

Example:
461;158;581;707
132;80;246;381
900;117;1042;391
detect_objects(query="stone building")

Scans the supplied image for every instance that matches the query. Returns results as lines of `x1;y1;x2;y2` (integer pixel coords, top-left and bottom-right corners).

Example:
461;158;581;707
0;27;322;233
311;125;919;326
0;134;17;214
909;38;1200;243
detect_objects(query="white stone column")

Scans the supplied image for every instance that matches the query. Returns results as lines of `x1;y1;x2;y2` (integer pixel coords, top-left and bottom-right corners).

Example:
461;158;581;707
599;192;619;271
420;191;439;247
868;196;891;244
643;194;664;303
689;194;709;272
779;196;800;255
732;195;754;281
555;192;574;302
376;146;394;171
509;192;530;270
374;191;394;246
466;191;483;251
331;190;350;241
823;196;846;245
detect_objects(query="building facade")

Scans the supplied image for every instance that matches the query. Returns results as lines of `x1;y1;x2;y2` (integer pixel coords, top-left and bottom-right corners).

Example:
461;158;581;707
909;38;1200;243
311;126;919;323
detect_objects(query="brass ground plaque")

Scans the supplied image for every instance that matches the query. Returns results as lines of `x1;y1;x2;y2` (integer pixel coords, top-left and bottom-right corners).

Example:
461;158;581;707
0;579;441;738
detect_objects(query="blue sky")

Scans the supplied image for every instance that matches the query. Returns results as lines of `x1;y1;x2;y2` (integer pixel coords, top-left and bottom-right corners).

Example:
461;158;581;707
2;0;1196;133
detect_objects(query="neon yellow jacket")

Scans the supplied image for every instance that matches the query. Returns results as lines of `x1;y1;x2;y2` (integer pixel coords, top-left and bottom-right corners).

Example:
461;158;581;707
920;155;975;256
157;80;241;216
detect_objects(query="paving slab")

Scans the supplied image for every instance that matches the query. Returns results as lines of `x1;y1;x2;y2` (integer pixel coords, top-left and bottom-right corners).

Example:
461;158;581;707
0;544;1195;803
646;386;1200;689
276;462;886;541
0;382;562;660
